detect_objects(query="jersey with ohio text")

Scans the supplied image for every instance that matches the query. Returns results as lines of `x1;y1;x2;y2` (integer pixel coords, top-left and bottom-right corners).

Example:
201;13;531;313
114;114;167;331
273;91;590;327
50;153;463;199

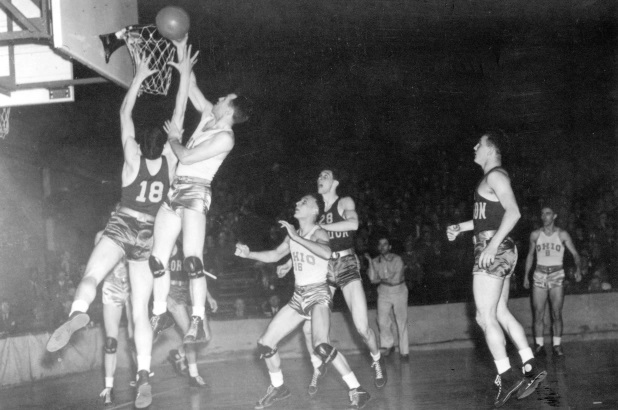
290;226;329;287
535;230;564;266
120;157;169;217
318;197;355;252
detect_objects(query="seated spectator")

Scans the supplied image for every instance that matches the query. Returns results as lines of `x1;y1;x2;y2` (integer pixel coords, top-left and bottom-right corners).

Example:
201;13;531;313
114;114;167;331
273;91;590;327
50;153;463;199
0;300;16;336
261;294;281;318
233;298;247;319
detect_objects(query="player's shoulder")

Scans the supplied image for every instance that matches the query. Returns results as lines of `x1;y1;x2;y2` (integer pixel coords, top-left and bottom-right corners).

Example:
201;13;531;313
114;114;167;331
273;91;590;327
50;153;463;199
557;228;571;239
530;229;541;240
339;195;356;208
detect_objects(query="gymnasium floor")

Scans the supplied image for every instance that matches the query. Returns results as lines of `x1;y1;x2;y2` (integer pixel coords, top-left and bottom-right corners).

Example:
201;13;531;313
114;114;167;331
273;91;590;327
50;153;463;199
1;339;617;409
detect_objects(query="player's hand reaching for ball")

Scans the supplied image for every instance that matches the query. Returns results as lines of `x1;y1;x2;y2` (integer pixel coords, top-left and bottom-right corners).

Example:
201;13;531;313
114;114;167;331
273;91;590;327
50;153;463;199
169;44;198;75
163;120;183;143
234;243;250;258
133;52;156;81
446;224;461;241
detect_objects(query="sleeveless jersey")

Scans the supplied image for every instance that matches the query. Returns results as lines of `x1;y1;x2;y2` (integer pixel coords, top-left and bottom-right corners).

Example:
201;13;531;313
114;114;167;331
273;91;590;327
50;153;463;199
169;248;188;281
473;167;506;234
318;197;355;252
120;157;170;217
290;226;329;286
535;230;564;266
176;114;232;182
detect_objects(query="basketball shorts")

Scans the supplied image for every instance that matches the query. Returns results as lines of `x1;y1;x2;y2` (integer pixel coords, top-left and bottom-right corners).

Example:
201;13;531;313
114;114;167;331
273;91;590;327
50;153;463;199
103;212;154;262
163;176;212;215
472;237;518;279
533;269;565;289
327;254;362;288
102;274;130;307
287;282;332;319
168;281;191;308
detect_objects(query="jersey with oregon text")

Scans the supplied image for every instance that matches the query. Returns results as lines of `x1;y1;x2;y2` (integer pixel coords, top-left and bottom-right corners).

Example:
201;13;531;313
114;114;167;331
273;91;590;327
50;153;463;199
169;248;188;281
290;226;329;286
120;157;169;217
535;230;564;266
473;167;507;234
318;197;355;252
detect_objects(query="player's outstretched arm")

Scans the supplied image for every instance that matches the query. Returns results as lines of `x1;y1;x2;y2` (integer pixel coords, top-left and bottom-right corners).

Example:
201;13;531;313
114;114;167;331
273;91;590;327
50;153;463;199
169;130;234;165
188;71;213;115
234;237;291;263
168;41;199;135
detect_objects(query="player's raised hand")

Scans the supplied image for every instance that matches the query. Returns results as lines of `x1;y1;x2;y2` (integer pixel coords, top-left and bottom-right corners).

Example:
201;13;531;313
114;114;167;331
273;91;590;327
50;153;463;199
163;119;183;142
279;220;299;241
168;44;198;75
446;224;461;241
134;52;156;81
234;243;250;258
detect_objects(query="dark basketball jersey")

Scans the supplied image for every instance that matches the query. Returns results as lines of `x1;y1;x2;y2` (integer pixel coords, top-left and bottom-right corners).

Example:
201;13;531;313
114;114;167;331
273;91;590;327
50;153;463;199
319;197;355;252
169;247;187;281
120;157;170;217
473;167;507;234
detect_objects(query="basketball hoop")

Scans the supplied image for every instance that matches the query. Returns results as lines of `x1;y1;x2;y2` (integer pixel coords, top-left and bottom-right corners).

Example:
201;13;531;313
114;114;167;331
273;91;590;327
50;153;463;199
0;108;10;139
100;25;176;96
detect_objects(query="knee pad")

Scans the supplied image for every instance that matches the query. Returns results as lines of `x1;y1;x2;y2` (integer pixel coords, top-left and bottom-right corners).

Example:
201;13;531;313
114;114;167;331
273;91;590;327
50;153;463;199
257;342;277;359
184;256;205;279
149;255;166;278
314;343;338;365
104;337;118;354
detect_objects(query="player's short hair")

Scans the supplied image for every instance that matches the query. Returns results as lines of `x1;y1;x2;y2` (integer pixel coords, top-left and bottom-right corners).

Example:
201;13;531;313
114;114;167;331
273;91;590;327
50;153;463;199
230;95;253;125
320;167;344;184
307;193;324;221
139;126;167;160
483;129;510;158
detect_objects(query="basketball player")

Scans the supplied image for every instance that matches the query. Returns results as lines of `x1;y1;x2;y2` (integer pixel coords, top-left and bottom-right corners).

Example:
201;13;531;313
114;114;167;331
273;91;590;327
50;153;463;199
302;169;384;396
95;231;134;406
446;131;546;407
164;240;218;387
235;194;371;410
524;205;582;357
149;53;253;345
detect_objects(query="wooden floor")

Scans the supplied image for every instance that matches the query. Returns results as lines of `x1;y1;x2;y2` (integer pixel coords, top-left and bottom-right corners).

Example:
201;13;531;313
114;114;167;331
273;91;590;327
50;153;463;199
2;339;617;410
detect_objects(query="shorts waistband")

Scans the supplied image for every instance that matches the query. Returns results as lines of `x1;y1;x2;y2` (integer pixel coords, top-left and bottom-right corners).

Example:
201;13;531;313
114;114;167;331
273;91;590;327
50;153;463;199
117;207;155;223
473;230;498;244
331;248;355;260
174;176;212;186
295;282;327;291
171;280;188;286
379;280;406;287
536;265;563;274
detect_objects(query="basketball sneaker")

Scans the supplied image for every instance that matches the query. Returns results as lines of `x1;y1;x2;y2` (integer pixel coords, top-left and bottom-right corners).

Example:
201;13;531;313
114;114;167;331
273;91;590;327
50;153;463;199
517;359;547;400
46;311;90;352
371;357;387;389
150;312;174;341
184;315;210;344
552;345;565;357
349;386;371;409
134;370;152;409
534;344;546;357
254;384;291;409
189;374;207;387
494;367;524;407
308;363;328;396
168;349;189;376
99;387;113;406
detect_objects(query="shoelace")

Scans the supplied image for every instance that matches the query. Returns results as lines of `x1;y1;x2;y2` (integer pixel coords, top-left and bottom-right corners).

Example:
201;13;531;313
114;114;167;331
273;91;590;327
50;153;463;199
193;375;206;385
371;360;384;379
259;385;276;403
187;317;200;335
349;389;359;404
494;375;503;398
310;369;321;387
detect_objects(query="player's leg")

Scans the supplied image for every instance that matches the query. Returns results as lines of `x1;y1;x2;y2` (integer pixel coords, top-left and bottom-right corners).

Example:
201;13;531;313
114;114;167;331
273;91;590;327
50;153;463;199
302;319;328;396
376;294;395;355
181;208;209;344
100;302;123;405
128;260;154;409
150;206;182;334
46;237;123;352
548;284;565;356
531;285;549;355
392;288;409;358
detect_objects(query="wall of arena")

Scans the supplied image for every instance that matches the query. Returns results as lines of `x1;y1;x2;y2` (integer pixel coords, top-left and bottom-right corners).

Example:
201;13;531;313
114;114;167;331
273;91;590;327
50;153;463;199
1;292;617;386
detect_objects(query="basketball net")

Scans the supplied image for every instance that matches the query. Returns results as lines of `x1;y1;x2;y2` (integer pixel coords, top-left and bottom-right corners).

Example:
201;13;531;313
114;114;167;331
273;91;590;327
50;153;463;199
0;108;10;139
122;25;176;96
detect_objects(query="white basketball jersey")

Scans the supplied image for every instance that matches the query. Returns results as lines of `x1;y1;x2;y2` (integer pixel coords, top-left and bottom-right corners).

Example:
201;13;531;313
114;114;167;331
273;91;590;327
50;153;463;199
289;225;329;286
536;230;565;266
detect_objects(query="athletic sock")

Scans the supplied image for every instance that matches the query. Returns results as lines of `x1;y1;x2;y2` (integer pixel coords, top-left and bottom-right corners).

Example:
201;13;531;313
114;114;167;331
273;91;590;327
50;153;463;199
188;363;198;377
342;372;361;389
535;337;544;346
553;336;561;346
371;352;381;362
192;305;205;319
105;377;114;389
519;347;534;363
152;301;167;316
137;355;151;373
69;300;89;316
495;357;511;374
269;370;283;388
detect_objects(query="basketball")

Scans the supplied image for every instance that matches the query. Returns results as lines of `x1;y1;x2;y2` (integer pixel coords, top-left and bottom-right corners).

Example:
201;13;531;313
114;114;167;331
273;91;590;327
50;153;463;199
155;6;190;41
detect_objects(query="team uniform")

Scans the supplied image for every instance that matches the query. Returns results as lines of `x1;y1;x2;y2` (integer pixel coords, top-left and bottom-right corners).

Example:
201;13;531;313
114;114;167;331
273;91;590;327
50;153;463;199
104;157;170;260
102;259;130;307
532;231;565;289
168;248;191;309
319;197;361;288
472;167;517;278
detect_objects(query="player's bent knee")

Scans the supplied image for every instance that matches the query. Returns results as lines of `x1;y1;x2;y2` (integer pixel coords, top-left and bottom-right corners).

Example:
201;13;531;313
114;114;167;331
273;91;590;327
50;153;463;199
184;256;205;279
314;343;338;365
257;342;277;359
104;337;118;354
149;255;166;278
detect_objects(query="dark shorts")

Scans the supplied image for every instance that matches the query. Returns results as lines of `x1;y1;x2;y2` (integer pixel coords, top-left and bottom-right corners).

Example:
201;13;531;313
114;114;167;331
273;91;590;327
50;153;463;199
168;281;191;307
287;282;332;319
163;176;212;215
327;254;362;288
533;269;565;289
103;212;154;261
472;237;518;278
